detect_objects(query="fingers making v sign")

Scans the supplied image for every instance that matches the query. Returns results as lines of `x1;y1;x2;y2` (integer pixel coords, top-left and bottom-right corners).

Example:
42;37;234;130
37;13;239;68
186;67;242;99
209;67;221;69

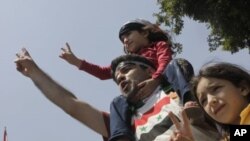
15;48;37;77
59;42;81;67
169;110;195;141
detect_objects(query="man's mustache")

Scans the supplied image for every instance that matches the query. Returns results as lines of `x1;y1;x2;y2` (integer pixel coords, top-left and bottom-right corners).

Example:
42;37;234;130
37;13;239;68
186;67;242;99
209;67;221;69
125;80;142;104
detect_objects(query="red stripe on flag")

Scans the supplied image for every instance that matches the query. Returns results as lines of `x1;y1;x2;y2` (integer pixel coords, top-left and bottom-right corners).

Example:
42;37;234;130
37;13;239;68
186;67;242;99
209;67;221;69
134;96;170;126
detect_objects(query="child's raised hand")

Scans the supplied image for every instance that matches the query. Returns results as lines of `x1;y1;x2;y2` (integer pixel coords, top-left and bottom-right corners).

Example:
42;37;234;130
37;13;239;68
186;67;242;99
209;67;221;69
59;42;81;67
169;110;195;141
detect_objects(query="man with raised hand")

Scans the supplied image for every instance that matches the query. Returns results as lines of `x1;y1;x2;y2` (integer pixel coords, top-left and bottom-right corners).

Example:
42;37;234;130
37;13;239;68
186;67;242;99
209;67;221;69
15;48;219;141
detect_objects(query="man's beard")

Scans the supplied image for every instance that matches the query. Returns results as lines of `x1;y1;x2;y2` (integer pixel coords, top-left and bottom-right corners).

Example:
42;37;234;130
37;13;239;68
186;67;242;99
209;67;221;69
122;80;146;109
122;80;138;98
121;80;139;103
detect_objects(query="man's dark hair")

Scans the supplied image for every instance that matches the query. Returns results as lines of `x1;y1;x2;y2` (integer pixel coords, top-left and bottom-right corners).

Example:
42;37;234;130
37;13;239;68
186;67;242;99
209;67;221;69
111;54;155;81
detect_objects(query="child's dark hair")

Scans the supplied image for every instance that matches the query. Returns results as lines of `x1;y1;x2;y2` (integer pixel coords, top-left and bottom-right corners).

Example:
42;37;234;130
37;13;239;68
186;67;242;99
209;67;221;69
143;24;170;44
191;62;250;140
119;19;173;54
191;62;250;102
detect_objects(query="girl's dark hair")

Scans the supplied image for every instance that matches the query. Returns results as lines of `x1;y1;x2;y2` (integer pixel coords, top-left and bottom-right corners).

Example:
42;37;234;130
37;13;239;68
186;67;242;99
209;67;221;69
191;62;250;139
191;62;250;102
142;24;171;44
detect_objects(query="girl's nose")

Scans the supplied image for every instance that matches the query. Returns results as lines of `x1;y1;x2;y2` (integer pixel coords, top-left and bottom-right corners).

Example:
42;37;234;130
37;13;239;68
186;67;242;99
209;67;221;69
123;37;129;44
208;95;218;106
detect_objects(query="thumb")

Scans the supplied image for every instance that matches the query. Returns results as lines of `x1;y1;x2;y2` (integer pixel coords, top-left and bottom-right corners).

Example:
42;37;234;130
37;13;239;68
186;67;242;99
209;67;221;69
59;55;64;59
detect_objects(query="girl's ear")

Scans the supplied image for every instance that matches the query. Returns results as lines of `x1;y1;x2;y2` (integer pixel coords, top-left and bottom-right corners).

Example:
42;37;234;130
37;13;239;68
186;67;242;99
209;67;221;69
240;80;250;96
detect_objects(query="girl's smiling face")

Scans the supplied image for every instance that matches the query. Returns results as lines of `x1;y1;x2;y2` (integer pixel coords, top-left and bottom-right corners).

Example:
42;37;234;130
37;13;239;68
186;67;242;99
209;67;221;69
121;30;149;53
196;77;249;124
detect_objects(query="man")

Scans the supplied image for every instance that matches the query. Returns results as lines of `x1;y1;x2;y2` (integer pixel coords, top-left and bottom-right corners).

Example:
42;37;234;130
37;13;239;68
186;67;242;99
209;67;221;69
15;48;220;141
109;54;182;141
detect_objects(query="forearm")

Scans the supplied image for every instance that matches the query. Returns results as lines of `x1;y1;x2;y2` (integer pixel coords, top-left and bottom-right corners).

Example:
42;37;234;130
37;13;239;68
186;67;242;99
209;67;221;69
29;67;109;137
30;67;76;111
15;48;109;136
72;57;82;68
79;60;112;80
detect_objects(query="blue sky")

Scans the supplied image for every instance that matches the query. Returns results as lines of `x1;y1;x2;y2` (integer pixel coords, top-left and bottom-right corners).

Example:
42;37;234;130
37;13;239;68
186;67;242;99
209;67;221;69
0;0;249;141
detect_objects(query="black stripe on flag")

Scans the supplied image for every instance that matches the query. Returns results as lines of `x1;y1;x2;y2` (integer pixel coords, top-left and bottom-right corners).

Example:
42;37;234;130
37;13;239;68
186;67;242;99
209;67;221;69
138;115;174;141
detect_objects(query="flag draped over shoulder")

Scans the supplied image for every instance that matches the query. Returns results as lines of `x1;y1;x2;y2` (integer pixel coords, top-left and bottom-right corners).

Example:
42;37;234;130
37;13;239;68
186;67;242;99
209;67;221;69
3;127;7;141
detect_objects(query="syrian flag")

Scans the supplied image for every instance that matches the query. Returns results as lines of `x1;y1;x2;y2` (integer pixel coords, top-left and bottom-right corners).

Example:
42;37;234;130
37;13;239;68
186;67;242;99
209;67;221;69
3;127;7;141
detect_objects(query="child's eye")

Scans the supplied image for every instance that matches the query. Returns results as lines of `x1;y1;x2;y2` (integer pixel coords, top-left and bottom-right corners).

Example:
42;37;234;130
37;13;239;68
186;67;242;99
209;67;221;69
125;31;131;35
211;86;222;93
200;97;207;106
123;31;132;38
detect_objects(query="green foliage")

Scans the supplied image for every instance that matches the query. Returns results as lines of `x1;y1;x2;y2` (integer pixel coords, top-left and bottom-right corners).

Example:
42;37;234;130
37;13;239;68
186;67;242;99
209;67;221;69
155;0;250;54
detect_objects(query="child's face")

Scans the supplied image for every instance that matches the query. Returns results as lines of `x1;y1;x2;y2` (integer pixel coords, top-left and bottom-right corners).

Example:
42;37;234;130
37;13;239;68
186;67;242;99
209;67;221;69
121;30;149;53
196;77;249;124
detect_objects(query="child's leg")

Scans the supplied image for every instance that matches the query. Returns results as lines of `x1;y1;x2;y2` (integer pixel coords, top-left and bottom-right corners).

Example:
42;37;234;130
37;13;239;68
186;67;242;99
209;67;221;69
164;58;195;105
109;95;134;141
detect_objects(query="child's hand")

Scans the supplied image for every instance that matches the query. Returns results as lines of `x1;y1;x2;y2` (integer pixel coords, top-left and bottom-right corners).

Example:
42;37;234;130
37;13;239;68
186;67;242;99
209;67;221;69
132;78;160;102
169;110;195;141
59;42;81;67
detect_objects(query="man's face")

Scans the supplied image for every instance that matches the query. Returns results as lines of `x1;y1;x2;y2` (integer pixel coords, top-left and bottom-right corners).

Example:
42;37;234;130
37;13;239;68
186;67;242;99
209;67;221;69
114;62;152;98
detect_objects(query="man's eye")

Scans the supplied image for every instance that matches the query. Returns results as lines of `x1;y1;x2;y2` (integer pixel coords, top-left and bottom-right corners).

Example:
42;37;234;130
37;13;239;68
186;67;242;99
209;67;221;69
120;66;132;73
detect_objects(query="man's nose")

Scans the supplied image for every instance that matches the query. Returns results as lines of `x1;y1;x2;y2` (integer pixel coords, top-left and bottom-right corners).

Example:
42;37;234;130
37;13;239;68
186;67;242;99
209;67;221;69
116;73;125;84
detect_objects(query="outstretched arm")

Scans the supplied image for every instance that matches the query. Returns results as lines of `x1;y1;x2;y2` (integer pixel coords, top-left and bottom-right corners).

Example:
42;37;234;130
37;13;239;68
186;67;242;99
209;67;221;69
60;42;112;80
15;48;109;137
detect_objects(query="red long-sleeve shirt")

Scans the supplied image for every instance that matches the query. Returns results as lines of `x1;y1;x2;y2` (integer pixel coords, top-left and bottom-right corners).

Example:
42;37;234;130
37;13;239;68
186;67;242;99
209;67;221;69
79;41;172;80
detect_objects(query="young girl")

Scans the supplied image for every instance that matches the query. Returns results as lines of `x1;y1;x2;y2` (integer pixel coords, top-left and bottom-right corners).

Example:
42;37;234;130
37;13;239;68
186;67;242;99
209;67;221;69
60;19;174;99
169;62;250;141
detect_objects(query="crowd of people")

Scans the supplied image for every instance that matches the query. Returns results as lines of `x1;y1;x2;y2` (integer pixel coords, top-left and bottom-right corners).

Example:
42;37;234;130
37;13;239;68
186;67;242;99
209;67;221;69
14;19;250;141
